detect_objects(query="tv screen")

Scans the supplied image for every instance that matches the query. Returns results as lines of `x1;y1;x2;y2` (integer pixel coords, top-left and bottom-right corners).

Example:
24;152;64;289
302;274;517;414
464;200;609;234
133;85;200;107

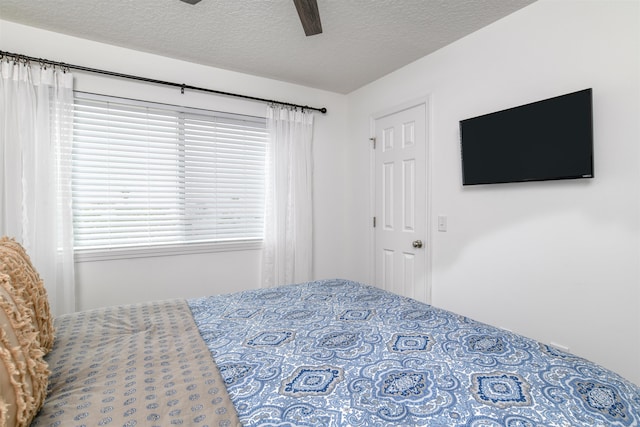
460;88;594;185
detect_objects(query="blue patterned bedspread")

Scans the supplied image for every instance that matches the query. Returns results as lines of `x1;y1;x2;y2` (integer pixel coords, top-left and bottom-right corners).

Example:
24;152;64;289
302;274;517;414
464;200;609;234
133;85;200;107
188;279;640;427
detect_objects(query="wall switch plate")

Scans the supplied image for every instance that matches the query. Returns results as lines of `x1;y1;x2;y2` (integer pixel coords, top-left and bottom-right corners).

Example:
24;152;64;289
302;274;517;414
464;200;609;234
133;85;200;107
438;215;447;232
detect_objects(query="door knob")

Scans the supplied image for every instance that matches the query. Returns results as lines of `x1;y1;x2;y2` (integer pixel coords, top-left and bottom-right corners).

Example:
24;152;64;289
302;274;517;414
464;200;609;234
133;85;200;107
412;240;423;249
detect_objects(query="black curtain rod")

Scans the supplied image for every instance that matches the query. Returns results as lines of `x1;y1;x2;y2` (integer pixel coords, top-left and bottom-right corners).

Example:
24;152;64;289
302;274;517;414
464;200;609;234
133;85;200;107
0;50;327;114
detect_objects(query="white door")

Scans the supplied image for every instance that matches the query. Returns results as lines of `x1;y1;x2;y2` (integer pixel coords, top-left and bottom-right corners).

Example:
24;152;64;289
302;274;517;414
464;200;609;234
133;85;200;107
373;102;428;302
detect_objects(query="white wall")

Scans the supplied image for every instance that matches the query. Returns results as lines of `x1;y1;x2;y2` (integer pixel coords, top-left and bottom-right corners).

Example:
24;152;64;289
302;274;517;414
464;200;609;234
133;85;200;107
0;20;351;309
346;0;639;384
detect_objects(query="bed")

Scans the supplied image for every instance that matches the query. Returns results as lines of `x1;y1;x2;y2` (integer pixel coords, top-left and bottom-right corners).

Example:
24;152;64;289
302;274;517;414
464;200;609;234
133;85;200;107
1;241;639;427
188;279;640;426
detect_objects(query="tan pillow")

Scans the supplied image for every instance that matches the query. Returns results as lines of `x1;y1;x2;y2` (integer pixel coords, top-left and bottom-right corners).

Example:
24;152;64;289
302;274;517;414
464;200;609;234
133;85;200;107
0;273;49;427
0;237;54;353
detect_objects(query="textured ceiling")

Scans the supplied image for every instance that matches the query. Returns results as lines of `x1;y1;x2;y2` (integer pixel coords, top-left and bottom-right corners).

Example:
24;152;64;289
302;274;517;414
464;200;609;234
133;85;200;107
0;0;536;93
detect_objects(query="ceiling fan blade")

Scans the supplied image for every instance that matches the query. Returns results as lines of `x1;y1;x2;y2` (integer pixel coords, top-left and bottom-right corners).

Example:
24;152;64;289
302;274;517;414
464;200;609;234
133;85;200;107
293;0;323;36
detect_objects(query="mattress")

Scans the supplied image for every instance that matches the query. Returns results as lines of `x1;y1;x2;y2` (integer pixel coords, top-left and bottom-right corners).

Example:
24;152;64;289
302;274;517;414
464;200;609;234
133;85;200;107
189;279;640;426
30;279;640;426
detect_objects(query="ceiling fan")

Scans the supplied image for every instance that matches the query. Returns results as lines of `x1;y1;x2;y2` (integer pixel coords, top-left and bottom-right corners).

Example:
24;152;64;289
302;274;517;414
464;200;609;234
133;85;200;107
179;0;322;36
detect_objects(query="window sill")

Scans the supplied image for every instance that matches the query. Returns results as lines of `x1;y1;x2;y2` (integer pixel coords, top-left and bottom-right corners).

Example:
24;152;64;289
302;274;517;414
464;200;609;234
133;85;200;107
74;240;263;262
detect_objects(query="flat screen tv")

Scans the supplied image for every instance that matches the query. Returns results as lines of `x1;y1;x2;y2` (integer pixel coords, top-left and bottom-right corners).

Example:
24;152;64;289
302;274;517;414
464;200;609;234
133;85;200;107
459;88;594;185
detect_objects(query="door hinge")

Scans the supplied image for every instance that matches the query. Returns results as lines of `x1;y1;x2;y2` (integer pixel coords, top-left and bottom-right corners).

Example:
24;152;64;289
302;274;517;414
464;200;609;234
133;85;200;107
369;137;376;149
373;216;376;227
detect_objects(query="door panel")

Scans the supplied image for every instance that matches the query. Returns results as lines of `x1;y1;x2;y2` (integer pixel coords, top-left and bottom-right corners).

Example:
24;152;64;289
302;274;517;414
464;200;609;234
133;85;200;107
374;103;427;302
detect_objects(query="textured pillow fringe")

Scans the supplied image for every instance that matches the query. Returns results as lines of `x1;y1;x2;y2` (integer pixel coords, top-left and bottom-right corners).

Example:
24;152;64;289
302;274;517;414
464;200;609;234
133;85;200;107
0;327;29;427
0;262;51;427
0;279;50;404
0;237;55;353
0;396;9;427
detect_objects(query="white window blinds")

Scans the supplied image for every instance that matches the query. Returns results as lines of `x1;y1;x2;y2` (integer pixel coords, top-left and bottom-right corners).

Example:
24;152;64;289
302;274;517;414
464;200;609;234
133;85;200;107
72;92;267;251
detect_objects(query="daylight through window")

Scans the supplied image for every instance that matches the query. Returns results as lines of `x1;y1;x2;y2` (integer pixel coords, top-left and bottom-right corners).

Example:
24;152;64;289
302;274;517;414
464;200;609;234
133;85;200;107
72;92;267;252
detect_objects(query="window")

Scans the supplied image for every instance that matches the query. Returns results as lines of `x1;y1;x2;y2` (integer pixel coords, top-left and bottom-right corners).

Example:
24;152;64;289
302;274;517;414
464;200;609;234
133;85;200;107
72;92;267;257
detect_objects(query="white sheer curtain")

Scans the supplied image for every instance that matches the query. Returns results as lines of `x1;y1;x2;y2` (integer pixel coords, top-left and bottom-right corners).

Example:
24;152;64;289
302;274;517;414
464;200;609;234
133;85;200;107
261;105;314;288
0;59;75;315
